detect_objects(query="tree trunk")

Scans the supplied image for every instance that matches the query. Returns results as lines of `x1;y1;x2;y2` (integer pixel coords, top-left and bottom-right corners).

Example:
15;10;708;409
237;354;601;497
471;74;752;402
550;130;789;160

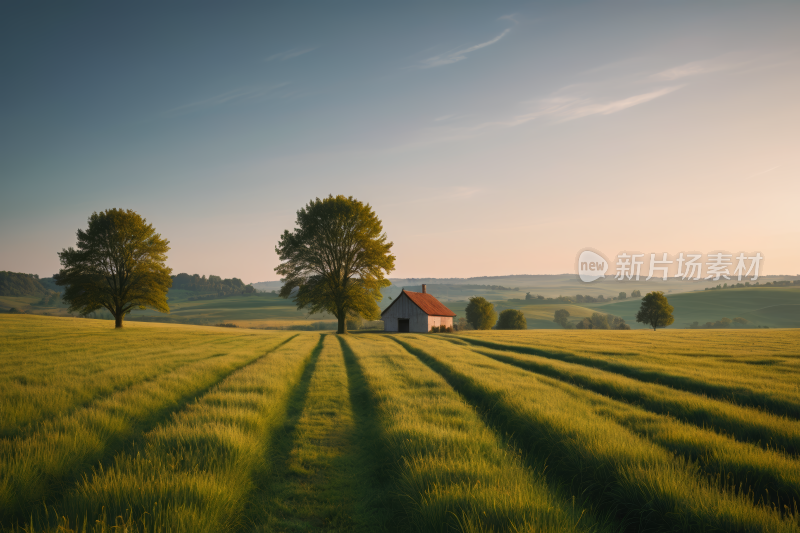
337;312;347;334
115;314;123;328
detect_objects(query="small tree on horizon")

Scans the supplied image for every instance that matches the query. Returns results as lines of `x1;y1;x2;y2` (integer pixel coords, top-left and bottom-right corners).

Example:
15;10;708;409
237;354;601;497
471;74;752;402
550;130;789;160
553;309;570;328
465;296;497;330
54;209;172;328
635;291;674;331
497;309;527;330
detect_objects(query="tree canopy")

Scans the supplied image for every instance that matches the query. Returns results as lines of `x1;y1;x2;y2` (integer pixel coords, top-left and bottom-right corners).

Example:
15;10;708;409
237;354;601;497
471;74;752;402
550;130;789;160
635;291;675;331
497;309;527;330
54;209;172;328
0;272;48;297
171;273;254;295
465;296;497;330
553;309;570;328
275;195;395;334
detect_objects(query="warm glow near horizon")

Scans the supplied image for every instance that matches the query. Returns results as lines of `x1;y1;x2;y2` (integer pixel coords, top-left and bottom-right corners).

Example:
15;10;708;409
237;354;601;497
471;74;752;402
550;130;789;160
1;3;799;283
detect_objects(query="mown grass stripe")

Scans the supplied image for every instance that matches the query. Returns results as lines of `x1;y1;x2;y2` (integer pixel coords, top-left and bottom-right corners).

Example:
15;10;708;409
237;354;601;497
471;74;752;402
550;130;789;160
0;321;261;438
456;335;800;420
248;335;392;532
346;335;619;533
20;333;322;533
431;337;800;512
0;340;255;441
397;335;799;533
0;333;294;527
441;336;800;457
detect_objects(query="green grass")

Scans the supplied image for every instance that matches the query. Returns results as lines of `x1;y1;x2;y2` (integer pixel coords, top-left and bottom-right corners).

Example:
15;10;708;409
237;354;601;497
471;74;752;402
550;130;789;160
0;315;295;527
343;334;614;533
595;287;800;328
249;335;392;532
42;333;321;532
397;335;798;532
2;315;800;532
457;329;800;419
437;336;800;509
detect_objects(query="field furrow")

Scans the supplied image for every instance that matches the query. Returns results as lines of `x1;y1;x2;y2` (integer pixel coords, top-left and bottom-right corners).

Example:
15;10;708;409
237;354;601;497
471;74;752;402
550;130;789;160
0;333;293;526
22;333;322;533
398;336;799;532
443;337;800;457
249;335;391;531
430;337;800;510
0;318;262;437
457;335;800;419
344;335;618;533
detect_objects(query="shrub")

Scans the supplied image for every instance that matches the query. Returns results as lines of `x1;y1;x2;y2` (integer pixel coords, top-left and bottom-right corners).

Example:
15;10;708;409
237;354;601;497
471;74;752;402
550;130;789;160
465;297;497;330
590;313;609;330
496;309;527;330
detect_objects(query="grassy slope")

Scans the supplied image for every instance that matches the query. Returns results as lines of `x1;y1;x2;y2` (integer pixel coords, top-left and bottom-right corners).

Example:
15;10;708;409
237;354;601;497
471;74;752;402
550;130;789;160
3;315;800;532
5;282;797;331
592;287;800;328
0;315;296;526
250;335;392;532
398;334;799;532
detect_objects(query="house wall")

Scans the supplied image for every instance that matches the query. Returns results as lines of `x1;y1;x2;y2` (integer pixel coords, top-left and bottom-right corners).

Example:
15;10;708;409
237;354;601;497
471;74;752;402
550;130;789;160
427;315;454;330
382;293;448;333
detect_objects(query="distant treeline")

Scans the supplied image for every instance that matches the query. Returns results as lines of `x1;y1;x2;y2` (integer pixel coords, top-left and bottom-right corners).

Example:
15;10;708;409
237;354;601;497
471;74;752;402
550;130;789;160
171;273;255;296
401;283;518;292
0;271;49;297
705;280;800;290
688;317;752;329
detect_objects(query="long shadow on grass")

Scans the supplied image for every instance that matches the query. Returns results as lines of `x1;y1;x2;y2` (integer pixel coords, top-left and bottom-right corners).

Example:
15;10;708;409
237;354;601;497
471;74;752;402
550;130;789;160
2;334;300;528
455;336;800;421
247;336;394;532
432;337;800;512
390;337;644;532
390;337;623;533
243;334;326;531
0;337;255;441
338;336;396;532
439;337;800;457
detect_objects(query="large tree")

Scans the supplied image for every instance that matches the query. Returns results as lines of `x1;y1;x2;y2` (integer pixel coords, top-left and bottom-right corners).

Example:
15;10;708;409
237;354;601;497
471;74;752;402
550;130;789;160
275;195;395;334
465;296;497;330
54;209;172;328
635;291;675;331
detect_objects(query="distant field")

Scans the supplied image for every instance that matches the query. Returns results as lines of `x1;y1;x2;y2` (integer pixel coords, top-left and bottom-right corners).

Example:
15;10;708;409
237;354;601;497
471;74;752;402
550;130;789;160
593;286;800;328
4;279;798;331
1;314;799;532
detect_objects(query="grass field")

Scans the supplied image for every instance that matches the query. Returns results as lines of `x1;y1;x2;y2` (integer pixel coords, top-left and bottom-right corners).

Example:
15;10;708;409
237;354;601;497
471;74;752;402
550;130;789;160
1;315;799;532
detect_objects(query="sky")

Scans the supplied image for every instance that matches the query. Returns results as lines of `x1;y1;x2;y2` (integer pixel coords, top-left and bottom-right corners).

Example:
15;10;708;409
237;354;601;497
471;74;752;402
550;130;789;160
1;1;799;282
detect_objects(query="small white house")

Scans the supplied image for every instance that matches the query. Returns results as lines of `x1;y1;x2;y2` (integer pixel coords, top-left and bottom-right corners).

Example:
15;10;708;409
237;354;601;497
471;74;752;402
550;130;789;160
381;285;456;333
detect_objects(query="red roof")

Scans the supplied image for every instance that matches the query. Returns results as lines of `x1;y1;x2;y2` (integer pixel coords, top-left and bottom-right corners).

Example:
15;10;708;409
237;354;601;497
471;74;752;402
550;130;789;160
382;289;457;317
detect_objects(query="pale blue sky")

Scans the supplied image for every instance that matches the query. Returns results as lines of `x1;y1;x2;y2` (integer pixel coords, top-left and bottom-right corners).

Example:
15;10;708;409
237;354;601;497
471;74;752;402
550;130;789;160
2;2;799;281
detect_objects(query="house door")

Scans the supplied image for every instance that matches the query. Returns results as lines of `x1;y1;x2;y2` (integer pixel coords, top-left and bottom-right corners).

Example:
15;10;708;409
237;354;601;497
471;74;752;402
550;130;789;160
398;319;410;333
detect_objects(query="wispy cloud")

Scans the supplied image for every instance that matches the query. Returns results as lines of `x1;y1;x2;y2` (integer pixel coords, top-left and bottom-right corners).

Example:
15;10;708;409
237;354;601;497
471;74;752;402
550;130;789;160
165;83;290;116
420;29;510;68
535;86;681;122
404;84;681;149
265;47;316;62
651;60;735;81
